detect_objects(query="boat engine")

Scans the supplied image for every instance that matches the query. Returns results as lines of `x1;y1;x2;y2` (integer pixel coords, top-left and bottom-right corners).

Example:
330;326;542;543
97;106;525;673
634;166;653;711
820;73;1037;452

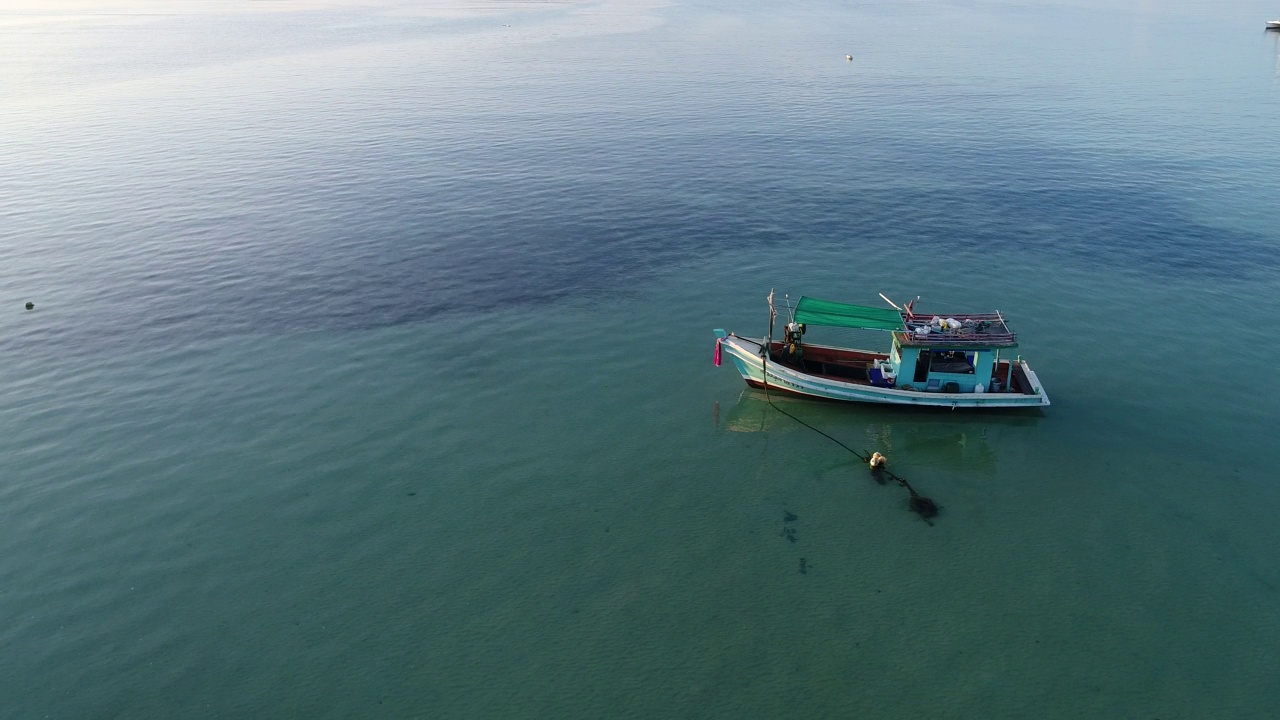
780;322;806;363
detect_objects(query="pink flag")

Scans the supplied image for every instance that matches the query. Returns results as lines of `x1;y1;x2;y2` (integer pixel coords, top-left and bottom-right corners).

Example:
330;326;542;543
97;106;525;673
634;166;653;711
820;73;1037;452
713;338;722;366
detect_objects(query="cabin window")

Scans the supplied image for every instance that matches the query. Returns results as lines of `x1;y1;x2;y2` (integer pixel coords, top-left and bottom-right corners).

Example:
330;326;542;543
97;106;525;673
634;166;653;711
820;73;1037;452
928;350;974;374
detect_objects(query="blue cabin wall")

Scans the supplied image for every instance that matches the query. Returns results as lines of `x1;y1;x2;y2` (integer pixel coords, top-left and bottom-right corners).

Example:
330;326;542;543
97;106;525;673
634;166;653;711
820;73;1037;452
969;351;995;391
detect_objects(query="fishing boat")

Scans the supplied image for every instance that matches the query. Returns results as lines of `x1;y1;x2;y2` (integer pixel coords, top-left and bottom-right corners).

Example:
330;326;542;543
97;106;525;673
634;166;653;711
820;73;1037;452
713;292;1049;408
1267;19;1280;30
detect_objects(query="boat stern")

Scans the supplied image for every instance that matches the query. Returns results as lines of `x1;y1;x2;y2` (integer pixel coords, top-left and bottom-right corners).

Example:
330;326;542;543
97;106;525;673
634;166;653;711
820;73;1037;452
1019;360;1051;406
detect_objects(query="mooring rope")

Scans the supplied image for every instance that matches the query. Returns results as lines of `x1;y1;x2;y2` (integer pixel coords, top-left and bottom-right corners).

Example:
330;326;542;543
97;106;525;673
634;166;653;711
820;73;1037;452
755;341;939;522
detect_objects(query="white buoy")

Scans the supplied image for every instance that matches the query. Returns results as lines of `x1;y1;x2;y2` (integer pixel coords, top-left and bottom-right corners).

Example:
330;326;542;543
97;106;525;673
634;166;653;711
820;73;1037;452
845;54;853;61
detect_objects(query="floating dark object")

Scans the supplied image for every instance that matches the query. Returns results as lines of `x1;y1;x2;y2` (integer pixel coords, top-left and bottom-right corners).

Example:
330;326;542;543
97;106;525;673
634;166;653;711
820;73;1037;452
25;301;34;310
799;558;808;574
783;511;797;523
909;494;938;518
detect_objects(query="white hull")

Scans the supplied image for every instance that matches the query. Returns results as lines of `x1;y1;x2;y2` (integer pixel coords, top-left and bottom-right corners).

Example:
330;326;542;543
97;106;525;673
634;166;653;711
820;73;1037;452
718;335;1050;408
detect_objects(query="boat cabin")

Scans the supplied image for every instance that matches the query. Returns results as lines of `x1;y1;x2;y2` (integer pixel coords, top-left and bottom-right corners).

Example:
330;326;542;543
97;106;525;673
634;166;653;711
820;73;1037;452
889;314;1020;394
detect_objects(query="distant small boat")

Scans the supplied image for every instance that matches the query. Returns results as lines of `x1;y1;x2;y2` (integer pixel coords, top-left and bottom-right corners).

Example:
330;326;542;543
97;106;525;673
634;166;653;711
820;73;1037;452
1268;19;1280;30
714;292;1049;408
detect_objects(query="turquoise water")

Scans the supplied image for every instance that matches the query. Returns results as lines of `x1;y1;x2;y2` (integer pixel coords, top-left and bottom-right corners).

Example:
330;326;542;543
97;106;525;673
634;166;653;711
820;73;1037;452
3;1;1280;716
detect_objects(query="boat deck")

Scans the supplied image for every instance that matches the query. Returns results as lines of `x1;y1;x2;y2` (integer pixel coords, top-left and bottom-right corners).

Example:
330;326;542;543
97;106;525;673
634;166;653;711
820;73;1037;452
769;342;1038;395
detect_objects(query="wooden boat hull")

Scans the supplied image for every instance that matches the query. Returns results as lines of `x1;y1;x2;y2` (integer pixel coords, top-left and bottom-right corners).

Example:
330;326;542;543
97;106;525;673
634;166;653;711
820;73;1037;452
716;334;1050;408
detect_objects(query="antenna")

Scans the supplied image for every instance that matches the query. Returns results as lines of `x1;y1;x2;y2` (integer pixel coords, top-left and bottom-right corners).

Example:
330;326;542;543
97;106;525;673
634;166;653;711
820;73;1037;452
878;292;903;311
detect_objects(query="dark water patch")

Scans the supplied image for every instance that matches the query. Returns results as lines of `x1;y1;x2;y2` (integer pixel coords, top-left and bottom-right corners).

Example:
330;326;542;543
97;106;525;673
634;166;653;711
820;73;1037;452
5;25;1275;362
723;181;1280;283
11;157;1262;363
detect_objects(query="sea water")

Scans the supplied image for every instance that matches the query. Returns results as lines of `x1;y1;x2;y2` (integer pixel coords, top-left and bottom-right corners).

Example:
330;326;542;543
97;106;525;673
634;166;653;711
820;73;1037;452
2;0;1279;716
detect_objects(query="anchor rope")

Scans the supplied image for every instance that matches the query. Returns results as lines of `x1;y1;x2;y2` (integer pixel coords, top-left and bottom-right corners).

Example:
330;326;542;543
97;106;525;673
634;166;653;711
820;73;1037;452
751;339;938;520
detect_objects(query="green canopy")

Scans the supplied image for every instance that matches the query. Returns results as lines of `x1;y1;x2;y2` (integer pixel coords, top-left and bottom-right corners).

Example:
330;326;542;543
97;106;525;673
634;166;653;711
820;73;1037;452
792;296;904;331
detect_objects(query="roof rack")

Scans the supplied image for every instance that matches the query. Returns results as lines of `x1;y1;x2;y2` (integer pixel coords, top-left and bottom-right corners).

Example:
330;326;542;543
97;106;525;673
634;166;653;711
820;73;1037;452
895;311;1018;348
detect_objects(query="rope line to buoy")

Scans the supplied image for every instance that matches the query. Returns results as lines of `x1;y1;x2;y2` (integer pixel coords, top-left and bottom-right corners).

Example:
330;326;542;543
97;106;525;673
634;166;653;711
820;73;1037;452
755;341;938;522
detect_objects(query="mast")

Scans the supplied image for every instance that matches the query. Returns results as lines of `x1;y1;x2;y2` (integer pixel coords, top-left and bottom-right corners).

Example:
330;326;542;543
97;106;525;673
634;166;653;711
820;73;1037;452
765;289;776;354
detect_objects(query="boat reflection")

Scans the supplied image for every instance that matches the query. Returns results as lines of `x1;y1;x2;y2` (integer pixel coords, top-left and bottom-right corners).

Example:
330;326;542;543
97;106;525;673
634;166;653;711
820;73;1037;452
717;389;1042;473
718;391;810;434
1271;26;1280;78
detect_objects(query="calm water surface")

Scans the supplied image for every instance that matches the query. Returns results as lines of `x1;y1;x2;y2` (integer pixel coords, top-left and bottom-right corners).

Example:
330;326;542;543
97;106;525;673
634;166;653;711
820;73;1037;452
2;0;1280;717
